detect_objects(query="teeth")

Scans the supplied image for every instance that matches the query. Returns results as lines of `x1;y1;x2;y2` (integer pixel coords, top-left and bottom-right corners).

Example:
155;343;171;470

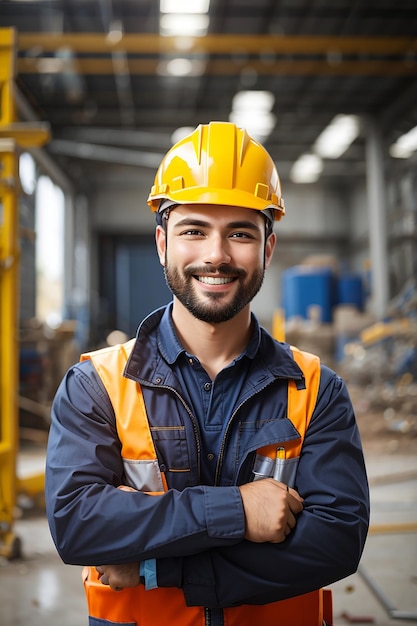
198;276;234;285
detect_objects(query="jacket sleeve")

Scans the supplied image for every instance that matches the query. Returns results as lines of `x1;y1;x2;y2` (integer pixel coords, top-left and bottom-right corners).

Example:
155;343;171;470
45;361;245;565
156;365;370;608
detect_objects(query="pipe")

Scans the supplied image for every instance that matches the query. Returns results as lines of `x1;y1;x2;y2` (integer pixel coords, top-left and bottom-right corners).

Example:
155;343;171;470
358;563;417;621
365;117;390;320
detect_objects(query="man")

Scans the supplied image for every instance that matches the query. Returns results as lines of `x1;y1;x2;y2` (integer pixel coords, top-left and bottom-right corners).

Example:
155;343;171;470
46;121;369;626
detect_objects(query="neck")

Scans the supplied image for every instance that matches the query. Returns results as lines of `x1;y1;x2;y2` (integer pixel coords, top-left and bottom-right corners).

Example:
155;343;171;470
171;300;253;380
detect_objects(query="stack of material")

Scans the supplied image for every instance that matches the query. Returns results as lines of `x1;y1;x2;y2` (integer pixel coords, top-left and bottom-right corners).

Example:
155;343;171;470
333;305;376;365
19;319;78;438
285;316;335;369
339;280;417;435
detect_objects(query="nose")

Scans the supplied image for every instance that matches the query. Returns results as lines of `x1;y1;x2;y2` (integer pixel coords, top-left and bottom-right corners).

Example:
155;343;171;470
202;233;231;267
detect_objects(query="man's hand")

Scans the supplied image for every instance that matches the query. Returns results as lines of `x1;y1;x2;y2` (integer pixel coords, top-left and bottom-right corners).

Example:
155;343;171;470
94;485;141;591
96;563;140;591
239;479;303;543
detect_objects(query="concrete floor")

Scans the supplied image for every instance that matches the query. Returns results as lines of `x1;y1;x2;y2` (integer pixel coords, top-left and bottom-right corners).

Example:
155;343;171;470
1;445;416;626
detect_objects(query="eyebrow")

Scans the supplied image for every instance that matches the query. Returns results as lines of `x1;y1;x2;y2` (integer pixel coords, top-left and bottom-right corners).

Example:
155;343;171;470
172;217;262;232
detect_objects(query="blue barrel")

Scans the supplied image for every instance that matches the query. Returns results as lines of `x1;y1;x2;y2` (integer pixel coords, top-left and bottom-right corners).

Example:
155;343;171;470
282;266;335;323
337;274;364;310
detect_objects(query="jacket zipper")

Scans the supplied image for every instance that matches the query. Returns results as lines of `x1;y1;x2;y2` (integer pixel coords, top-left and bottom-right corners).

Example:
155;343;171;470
205;607;224;626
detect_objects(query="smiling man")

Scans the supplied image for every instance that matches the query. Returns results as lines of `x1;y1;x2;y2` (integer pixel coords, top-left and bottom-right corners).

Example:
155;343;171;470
45;122;369;626
159;204;272;326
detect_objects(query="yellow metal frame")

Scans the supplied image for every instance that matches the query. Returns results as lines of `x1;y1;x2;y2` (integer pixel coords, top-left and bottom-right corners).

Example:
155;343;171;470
0;27;50;559
15;32;417;77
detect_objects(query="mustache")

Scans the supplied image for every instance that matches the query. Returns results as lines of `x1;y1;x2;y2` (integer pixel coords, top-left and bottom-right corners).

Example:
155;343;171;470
185;264;246;278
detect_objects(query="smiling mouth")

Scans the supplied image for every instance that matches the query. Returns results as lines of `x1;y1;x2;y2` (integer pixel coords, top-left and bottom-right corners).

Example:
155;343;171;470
196;276;236;285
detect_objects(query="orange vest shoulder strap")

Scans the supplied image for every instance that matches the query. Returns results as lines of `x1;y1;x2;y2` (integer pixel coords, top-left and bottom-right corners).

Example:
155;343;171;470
81;340;167;492
287;346;321;456
257;347;321;461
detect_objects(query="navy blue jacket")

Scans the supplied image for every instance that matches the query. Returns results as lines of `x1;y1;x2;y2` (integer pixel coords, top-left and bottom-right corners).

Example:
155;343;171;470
46;306;369;609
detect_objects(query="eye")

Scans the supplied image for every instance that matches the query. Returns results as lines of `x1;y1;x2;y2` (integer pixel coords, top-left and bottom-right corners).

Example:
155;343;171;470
180;229;205;237
230;231;255;239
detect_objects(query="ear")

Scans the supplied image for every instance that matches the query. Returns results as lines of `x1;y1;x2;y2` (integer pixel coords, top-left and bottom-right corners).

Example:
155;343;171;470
155;225;166;266
264;232;276;269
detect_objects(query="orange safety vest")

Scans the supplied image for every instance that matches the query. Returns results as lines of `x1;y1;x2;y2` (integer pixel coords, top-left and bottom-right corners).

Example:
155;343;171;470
81;340;333;626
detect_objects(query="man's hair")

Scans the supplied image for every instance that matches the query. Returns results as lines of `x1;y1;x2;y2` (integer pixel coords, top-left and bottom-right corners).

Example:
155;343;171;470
265;217;273;239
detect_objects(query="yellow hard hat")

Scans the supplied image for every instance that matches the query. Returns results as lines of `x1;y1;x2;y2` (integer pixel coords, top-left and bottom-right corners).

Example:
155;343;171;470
147;121;285;221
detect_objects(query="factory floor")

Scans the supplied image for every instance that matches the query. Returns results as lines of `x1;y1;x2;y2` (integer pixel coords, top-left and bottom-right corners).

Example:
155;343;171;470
1;394;417;626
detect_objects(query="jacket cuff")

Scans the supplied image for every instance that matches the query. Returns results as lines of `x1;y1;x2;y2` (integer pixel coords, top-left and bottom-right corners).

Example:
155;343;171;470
204;485;245;539
140;559;158;590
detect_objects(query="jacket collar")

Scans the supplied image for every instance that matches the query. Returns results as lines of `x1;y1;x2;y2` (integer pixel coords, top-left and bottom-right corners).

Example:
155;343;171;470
124;304;304;385
157;303;261;365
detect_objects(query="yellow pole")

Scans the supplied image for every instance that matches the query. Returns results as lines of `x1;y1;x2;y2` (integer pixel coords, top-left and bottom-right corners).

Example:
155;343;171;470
0;27;20;558
0;28;50;558
272;307;286;342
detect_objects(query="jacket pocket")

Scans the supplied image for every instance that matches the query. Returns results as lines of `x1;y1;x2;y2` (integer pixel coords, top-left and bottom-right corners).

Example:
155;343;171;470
253;453;300;487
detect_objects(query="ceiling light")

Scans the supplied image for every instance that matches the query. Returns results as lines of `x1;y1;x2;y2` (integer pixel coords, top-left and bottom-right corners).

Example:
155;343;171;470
171;127;195;144
229;90;276;141
37;57;65;73
160;14;209;36
389;125;417;159
290;154;323;183
160;0;210;13
106;20;123;44
158;58;206;77
314;114;360;159
229;111;276;142
165;58;193;76
231;90;275;112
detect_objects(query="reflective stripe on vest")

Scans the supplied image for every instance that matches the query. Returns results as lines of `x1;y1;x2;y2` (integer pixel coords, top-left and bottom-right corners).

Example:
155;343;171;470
81;341;331;626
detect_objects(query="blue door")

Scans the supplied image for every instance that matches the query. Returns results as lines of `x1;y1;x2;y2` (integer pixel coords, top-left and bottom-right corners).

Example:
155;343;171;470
99;234;171;339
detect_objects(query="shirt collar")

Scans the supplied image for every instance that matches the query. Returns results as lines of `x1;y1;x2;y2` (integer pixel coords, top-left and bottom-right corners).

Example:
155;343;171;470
158;303;261;365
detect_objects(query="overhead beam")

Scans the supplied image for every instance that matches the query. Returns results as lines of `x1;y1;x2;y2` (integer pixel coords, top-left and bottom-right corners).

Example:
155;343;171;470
17;57;417;77
17;33;417;55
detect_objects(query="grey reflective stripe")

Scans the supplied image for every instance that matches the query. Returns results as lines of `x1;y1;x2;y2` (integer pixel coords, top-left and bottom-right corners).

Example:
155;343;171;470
123;458;165;492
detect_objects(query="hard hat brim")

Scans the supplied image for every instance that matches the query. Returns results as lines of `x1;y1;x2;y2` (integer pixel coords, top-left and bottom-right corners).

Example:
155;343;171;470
148;187;285;221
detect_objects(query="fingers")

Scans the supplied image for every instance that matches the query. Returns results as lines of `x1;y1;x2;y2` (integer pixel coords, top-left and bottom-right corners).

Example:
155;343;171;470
274;480;304;503
239;478;303;543
96;563;140;590
274;481;304;515
96;566;109;585
97;567;123;591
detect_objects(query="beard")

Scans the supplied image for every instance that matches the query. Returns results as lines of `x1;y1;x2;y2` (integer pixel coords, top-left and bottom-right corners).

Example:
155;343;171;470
164;262;265;324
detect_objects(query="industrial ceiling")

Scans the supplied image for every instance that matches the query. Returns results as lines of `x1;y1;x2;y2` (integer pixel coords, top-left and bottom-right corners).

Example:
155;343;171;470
2;0;417;187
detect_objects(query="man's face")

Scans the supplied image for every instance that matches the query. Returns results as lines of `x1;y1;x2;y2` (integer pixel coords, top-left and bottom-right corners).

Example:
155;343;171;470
155;204;276;324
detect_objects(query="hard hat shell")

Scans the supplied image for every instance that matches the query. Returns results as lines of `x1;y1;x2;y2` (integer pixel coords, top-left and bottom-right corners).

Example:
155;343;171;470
147;121;285;221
